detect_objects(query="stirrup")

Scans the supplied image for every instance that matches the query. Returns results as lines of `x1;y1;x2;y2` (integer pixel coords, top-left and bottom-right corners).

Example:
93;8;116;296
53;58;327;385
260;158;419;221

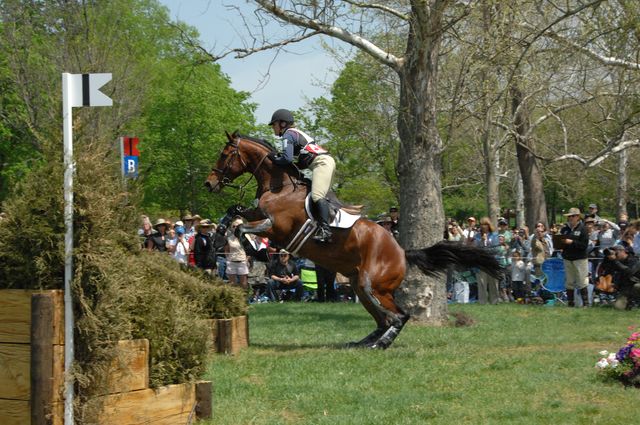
312;226;332;243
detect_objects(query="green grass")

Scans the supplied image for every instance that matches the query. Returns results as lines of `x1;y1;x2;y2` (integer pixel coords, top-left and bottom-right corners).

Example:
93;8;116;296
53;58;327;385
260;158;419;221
200;303;640;425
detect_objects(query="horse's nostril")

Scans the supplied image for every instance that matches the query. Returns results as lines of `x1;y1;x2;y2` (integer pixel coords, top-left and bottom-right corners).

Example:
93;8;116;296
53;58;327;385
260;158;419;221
204;181;211;188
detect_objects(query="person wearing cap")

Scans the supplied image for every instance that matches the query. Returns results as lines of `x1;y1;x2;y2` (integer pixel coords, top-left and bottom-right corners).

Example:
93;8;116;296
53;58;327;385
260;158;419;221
389;207;400;235
497;218;512;244
193;219;216;275
268;108;336;243
587;203;601;221
463;217;477;242
559;208;590;307
173;225;189;267
225;217;249;289
602;245;640;310
147;218;169;252
266;249;303;302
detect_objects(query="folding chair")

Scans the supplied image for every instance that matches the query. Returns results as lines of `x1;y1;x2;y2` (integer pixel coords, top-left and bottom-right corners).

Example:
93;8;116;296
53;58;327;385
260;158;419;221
540;258;566;305
300;267;318;301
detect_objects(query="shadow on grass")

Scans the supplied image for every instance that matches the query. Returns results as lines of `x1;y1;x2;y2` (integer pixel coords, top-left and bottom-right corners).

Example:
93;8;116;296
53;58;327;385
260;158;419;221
249;341;353;351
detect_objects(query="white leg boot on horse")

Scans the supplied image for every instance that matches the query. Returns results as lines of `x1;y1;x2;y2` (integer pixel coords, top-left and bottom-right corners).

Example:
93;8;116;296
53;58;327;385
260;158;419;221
312;198;333;243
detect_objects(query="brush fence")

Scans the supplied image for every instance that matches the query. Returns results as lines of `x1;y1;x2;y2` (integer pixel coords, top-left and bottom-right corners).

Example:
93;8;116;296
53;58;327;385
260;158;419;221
0;289;212;425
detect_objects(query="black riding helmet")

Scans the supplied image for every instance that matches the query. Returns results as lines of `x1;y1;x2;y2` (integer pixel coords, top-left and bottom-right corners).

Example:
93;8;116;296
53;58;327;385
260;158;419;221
269;108;294;125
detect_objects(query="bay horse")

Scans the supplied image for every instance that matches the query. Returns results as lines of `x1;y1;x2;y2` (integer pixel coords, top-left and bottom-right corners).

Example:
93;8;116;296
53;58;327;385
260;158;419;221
205;131;500;349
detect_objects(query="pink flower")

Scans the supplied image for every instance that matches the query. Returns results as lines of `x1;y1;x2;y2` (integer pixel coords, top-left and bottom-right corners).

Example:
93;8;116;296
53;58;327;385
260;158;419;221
630;348;640;361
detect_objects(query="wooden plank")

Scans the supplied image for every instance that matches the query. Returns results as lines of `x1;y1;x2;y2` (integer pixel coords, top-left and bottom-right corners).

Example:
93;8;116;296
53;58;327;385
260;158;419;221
213;316;249;354
49;291;64;346
0;343;30;400
103;339;149;395
0;399;30;425
95;383;196;425
31;292;55;425
206;319;218;352
232;316;249;353
195;381;212;420
0;290;32;343
217;319;232;354
52;345;64;403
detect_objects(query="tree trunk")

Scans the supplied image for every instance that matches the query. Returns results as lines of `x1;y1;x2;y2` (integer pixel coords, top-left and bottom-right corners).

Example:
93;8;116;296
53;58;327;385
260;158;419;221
515;166;525;228
616;146;628;220
511;86;548;227
393;2;448;325
482;116;500;224
480;3;500;225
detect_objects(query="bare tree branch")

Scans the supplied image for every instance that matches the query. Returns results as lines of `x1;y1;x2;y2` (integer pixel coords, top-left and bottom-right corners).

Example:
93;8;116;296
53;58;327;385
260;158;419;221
547;139;640;167
253;0;404;71
523;23;640;71
342;0;409;21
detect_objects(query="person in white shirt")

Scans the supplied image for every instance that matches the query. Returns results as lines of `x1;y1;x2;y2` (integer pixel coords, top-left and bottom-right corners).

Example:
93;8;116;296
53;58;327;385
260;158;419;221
173;226;189;266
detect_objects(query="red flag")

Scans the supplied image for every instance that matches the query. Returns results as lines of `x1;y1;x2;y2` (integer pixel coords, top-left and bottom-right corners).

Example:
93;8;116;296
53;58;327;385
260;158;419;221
123;137;140;156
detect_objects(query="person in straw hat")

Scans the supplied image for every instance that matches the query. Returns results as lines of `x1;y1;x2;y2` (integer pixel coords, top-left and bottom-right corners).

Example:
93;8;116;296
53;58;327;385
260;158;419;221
559;207;590;307
193;219;216;275
146;218;169;252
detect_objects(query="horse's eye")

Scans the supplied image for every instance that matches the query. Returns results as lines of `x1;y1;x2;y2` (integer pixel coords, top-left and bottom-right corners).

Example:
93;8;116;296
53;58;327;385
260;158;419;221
220;153;228;160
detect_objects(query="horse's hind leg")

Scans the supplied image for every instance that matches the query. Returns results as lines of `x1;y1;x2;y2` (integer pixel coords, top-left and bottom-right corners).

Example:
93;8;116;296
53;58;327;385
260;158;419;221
346;275;389;347
368;291;410;350
361;274;410;349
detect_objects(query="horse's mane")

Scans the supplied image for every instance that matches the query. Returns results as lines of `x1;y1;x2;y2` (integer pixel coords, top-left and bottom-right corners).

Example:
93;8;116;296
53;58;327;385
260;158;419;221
231;130;302;180
233;131;276;153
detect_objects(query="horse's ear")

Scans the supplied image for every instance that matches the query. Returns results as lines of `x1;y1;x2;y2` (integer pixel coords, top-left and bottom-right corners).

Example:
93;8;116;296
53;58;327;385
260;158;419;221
232;129;240;138
225;130;233;142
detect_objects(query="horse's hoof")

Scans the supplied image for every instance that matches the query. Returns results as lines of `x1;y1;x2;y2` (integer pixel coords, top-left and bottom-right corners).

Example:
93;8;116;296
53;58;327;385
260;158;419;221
368;340;390;350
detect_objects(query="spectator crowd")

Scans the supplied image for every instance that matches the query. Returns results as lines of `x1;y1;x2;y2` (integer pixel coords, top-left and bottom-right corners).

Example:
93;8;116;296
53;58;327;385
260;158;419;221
139;212;352;304
443;203;640;310
139;202;639;310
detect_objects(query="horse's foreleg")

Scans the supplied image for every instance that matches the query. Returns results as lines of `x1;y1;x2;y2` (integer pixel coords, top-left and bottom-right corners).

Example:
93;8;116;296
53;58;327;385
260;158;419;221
238;218;273;238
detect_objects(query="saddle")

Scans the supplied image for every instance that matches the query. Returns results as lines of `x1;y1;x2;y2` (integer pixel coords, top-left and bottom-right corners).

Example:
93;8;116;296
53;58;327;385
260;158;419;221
284;181;363;255
299;178;363;228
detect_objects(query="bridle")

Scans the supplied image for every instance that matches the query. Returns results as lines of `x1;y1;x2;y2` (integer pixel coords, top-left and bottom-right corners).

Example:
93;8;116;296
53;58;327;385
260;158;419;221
210;138;269;196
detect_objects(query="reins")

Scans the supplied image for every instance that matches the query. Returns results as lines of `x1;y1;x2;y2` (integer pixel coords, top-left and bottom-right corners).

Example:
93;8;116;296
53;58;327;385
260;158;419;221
214;137;303;199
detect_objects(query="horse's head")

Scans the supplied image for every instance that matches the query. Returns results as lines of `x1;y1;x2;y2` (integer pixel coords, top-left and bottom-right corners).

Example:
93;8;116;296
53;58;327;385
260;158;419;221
205;131;247;193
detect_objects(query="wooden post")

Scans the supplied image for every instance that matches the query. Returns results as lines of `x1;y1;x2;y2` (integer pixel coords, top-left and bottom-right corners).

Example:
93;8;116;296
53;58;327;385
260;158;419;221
31;293;55;425
195;381;212;420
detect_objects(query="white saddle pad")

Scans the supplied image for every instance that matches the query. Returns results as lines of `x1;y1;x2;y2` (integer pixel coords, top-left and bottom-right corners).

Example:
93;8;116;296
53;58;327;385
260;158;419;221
304;195;361;229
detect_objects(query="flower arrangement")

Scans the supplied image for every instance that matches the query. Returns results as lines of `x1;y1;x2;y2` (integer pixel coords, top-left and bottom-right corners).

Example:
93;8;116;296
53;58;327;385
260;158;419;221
595;327;640;387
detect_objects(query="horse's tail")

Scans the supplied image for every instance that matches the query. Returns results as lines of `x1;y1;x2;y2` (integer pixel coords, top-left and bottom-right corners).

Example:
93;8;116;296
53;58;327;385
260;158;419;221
405;241;502;279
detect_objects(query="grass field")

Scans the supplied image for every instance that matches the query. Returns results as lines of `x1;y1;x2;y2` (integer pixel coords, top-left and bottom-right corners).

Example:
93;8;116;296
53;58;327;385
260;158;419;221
201;302;639;425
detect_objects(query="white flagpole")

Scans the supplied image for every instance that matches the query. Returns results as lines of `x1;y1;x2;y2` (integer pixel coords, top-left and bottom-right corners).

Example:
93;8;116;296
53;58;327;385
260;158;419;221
61;72;75;425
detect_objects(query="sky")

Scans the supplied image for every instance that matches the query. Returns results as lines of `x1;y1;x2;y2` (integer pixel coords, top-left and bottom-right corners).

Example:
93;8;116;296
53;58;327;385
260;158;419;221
159;0;343;124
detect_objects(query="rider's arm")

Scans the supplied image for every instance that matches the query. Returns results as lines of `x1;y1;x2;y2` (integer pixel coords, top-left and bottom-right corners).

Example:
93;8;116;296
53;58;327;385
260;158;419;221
269;134;296;166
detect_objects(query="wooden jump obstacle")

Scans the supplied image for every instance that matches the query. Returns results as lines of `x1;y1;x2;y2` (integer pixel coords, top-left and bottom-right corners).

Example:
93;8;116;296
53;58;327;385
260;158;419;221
0;290;216;424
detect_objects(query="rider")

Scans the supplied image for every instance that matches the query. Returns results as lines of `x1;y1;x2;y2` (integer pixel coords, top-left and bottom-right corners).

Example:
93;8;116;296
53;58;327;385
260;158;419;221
268;108;336;243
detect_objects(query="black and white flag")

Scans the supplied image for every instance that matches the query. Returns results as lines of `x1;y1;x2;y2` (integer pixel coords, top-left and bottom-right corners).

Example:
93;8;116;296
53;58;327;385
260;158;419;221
65;73;112;107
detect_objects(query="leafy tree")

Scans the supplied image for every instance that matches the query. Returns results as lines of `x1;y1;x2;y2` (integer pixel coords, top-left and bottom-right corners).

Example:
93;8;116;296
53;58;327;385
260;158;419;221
309;55;399;216
139;59;256;219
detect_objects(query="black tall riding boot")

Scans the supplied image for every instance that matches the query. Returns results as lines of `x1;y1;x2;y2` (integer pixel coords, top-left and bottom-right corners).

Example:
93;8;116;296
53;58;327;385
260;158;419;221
312;198;333;243
580;287;590;308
